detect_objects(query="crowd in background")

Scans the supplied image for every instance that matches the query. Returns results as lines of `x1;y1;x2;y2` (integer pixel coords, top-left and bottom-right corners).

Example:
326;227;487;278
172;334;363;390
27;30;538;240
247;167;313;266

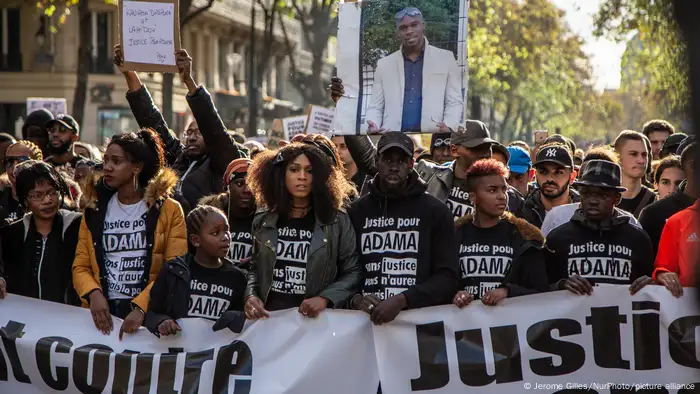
0;47;696;343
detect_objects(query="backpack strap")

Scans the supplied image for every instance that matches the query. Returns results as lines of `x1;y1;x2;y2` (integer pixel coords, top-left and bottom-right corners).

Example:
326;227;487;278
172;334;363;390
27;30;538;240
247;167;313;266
633;190;656;218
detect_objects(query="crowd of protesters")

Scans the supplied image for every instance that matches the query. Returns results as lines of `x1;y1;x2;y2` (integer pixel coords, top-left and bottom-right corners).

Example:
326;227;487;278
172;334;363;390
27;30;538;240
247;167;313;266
0;46;697;344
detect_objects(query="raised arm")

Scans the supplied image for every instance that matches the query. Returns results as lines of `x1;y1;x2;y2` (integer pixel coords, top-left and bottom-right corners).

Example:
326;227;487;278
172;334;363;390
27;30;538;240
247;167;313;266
330;77;379;176
176;50;248;176
114;45;183;165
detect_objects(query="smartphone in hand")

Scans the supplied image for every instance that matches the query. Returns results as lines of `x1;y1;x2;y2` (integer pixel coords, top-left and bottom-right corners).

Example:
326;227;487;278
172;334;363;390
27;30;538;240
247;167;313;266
534;130;549;145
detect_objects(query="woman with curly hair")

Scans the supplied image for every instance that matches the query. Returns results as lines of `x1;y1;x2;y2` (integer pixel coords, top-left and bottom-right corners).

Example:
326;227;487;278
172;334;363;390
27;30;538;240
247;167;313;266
0;140;44;226
72;128;187;338
301;134;358;202
243;143;361;319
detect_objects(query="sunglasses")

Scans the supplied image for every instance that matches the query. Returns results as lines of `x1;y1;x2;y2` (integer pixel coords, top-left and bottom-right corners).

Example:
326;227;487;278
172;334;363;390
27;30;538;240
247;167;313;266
3;155;30;168
432;138;451;148
395;7;422;20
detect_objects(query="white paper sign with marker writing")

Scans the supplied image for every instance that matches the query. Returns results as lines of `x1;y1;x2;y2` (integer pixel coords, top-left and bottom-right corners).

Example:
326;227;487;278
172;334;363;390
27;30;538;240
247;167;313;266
122;1;176;67
306;105;336;134
282;115;308;140
26;98;66;116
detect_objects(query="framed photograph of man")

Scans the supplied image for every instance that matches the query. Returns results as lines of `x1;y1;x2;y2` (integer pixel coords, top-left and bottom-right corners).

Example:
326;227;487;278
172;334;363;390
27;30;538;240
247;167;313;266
334;0;468;135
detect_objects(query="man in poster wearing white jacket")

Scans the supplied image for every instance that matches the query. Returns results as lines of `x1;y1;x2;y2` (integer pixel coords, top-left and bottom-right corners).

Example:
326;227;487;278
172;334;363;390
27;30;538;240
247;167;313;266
366;7;463;133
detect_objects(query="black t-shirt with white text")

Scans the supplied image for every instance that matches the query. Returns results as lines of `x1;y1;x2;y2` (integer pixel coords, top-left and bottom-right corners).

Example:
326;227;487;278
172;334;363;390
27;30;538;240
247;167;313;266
360;216;422;301
228;216;254;265
3;197;23;226
458;221;514;300
446;177;474;219
545;218;654;287
265;213;314;311
187;261;246;320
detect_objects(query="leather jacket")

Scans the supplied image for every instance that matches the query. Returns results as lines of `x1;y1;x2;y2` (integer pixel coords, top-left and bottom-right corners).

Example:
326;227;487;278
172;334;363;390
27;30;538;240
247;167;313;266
244;210;362;308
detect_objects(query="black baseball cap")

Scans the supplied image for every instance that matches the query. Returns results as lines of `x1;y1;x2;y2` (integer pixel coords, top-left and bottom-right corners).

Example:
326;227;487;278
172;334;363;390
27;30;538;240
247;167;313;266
492;143;511;162
377;132;414;157
661;133;687;156
46;114;80;135
535;144;573;168
450;120;497;148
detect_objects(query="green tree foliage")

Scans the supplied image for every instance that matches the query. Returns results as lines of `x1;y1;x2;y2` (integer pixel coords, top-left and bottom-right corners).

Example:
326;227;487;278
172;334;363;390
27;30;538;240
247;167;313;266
279;0;338;105
360;0;459;68
468;0;619;144
593;0;688;128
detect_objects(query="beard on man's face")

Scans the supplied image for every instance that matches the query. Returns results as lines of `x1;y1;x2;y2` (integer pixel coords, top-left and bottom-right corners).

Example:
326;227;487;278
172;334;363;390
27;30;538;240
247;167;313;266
539;180;570;199
48;139;73;155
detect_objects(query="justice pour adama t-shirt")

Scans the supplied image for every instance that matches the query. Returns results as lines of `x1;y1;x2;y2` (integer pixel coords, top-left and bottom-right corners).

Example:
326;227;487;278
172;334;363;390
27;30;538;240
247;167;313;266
446;178;474;220
227;216;254;265
187;261;246;320
265;213;314;311
458;221;514;300
360;216;421;301
103;194;148;300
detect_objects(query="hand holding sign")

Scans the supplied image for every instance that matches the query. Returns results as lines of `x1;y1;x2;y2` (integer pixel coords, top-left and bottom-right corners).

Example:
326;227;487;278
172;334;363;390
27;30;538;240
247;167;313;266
113;44;125;70
119;0;181;72
175;49;198;94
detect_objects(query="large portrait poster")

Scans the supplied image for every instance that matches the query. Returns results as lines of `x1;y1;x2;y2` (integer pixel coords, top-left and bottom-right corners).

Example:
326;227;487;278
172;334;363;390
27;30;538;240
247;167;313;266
334;0;468;135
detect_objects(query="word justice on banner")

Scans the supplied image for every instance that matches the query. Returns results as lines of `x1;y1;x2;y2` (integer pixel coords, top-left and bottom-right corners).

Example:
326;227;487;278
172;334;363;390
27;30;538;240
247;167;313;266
1;287;700;393
374;285;700;394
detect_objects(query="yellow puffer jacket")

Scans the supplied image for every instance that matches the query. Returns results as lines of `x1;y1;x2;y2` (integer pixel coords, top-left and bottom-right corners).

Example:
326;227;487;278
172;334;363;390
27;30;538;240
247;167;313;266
72;168;187;311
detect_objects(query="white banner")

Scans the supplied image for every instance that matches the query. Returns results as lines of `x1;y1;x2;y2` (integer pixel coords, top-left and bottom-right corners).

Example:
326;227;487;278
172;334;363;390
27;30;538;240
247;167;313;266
1;287;699;393
0;295;378;394
374;286;700;394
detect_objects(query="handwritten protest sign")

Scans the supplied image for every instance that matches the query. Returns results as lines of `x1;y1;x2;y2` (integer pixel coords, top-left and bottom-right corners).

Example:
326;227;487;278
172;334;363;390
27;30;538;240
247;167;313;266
282;115;308;140
305;105;335;134
26;98;66;116
119;0;181;72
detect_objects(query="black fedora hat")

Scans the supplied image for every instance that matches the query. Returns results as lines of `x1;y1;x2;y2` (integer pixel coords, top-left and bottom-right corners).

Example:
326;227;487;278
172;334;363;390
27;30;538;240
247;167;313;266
573;160;627;192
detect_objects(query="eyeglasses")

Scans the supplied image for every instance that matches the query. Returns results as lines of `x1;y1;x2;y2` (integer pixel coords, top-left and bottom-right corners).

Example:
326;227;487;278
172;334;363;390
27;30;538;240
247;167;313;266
183;129;201;138
433;138;451;148
3;156;30;168
27;189;60;202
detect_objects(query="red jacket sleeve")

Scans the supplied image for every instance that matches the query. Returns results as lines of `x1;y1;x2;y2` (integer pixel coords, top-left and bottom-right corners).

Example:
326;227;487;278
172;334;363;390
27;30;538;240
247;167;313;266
652;218;680;281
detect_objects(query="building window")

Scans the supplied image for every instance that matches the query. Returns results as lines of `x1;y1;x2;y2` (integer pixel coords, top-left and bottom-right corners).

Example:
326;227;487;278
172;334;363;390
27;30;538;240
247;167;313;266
91;12;113;74
0;8;22;71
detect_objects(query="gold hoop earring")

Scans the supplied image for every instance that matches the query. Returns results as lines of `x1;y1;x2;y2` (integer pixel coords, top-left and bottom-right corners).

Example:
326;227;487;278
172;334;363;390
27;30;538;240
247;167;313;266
133;174;139;192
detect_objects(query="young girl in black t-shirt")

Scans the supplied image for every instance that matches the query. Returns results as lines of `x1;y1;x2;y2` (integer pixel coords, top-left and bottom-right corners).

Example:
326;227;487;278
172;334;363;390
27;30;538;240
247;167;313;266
453;159;549;308
145;205;247;337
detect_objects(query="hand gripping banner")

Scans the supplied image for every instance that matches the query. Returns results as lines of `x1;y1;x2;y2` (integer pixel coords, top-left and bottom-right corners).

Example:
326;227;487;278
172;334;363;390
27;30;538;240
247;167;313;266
0;296;379;394
1;286;699;393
